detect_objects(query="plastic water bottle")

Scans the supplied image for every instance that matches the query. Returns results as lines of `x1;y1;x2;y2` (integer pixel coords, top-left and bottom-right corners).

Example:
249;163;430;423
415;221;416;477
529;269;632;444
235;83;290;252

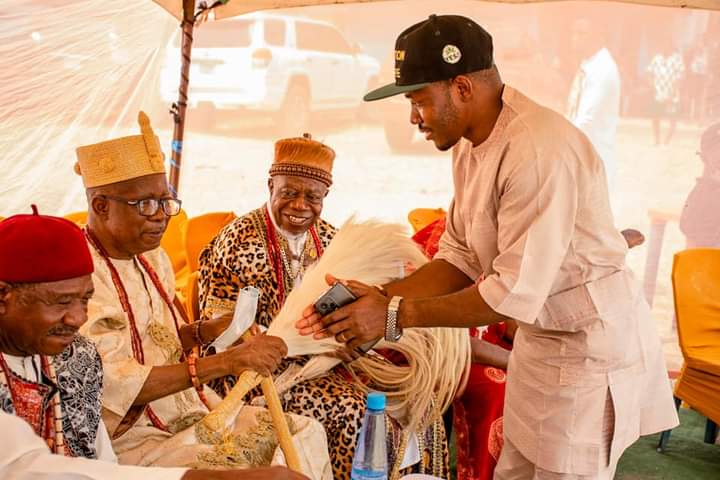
351;392;388;480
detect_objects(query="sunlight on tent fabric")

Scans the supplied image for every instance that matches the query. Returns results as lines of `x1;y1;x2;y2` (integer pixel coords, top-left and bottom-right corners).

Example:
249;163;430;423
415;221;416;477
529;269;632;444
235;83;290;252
0;0;175;215
152;0;720;21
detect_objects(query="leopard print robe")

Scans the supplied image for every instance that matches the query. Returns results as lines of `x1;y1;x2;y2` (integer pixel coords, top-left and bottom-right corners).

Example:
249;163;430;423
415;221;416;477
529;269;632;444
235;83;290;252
198;206;448;479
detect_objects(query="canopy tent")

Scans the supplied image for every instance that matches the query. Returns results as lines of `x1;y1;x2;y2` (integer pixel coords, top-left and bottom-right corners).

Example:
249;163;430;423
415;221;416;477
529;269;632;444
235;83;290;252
1;2;715;371
151;0;720;191
154;0;720;20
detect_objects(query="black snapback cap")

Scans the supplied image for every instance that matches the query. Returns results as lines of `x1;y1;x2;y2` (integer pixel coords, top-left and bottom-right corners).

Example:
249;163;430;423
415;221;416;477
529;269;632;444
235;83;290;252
364;14;494;102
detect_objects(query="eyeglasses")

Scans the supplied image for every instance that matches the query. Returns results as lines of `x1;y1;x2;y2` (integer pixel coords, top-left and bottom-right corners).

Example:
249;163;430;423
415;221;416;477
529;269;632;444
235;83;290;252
101;195;182;217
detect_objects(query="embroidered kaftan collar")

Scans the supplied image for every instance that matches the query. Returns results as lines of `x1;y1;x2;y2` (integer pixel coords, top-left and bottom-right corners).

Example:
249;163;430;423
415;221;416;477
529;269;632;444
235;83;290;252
1;353;42;382
468;85;514;157
266;201;308;258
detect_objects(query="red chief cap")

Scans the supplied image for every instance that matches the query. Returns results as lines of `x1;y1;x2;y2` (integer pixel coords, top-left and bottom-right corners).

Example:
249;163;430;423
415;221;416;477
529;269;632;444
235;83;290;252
0;205;94;283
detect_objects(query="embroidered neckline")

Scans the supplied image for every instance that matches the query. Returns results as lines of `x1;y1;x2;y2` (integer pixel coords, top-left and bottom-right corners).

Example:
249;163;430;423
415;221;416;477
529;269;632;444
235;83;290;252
84;228;209;432
0;353;66;454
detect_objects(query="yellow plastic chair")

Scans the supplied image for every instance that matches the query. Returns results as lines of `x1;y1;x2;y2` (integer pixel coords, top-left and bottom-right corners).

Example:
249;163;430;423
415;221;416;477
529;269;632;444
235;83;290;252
657;248;720;451
160;209;189;275
64;211;88;225
407;208;446;234
184;211;237;274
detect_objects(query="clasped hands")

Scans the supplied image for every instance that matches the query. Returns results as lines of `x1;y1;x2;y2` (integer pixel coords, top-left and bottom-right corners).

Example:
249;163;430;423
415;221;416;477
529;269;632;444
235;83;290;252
295;274;390;359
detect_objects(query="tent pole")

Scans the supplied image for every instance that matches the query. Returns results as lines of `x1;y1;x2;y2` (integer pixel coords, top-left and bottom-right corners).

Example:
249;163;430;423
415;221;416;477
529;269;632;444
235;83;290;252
168;0;196;195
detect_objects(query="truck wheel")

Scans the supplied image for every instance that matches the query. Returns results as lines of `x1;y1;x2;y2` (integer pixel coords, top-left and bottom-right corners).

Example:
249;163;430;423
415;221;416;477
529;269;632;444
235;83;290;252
384;117;414;152
188;104;217;132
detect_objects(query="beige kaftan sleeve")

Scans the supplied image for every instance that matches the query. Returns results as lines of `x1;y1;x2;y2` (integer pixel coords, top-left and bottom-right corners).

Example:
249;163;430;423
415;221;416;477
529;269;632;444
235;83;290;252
0;410;188;480
82;264;152;432
478;136;578;324
435;198;483;282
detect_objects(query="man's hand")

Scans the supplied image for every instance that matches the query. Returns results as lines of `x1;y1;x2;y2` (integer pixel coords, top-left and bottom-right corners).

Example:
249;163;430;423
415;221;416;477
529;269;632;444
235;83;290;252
205;313;233;341
470;337;510;370
182;466;308;480
225;334;287;376
327;346;363;363
296;274;389;351
620;228;645;249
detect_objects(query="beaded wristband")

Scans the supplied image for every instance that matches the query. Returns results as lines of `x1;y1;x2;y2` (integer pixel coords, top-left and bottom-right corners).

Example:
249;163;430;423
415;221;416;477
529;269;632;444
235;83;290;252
187;350;210;406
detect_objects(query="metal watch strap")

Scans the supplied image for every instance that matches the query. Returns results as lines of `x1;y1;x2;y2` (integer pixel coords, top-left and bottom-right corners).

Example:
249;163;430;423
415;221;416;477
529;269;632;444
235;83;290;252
385;296;403;342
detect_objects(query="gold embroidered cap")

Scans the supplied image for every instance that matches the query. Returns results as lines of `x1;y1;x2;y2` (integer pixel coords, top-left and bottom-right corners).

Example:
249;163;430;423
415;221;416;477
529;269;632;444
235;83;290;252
74;111;166;188
269;133;335;187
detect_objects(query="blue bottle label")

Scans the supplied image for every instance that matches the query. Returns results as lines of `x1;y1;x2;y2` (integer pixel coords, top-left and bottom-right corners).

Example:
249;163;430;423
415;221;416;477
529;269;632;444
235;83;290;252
351;467;387;480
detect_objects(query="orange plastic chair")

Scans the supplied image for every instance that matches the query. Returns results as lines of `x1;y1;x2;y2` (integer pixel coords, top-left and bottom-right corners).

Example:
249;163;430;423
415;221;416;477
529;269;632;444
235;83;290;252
407;208;446;234
160;209;189;275
64;211;88;225
657;248;720;451
183;271;201;323
180;212;236;321
183;211;237;274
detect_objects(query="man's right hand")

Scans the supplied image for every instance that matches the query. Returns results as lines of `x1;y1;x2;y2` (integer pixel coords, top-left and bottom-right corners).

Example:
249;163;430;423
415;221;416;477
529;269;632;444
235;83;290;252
182;466;308;480
225;333;287;377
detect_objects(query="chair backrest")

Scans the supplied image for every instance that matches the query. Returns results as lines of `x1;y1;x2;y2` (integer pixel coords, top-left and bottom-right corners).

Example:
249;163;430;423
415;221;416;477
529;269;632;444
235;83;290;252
64;211;88;225
160;209;189;274
185;270;201;323
184;211;236;273
407;208;446;234
672;248;720;366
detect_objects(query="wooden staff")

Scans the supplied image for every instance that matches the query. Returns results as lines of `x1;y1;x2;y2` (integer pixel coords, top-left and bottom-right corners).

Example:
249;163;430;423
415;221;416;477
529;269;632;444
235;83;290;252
197;330;301;473
244;331;302;472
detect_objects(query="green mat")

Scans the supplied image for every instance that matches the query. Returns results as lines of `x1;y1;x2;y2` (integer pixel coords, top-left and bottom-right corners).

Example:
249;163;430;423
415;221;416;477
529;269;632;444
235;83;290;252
616;408;719;480
449;408;718;480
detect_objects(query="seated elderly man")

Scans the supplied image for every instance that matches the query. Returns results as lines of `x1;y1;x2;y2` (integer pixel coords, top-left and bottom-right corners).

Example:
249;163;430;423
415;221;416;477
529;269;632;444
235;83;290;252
198;134;448;479
0;206;111;461
0;207;306;480
73;112;330;477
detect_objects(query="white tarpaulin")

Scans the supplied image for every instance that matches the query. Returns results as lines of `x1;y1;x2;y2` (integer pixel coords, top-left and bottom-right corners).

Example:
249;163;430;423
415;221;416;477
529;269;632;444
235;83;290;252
153;0;720;20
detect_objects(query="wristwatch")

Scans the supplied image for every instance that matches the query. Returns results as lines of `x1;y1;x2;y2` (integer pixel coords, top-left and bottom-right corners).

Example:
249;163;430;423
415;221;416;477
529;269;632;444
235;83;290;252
385;296;404;342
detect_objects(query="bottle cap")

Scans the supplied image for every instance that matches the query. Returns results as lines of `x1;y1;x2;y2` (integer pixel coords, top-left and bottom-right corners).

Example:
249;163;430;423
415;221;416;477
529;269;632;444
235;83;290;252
367;391;386;411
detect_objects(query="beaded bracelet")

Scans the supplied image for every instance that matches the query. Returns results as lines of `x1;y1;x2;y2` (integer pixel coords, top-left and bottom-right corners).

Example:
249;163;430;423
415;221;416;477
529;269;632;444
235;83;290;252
187;350;210;407
192;320;207;346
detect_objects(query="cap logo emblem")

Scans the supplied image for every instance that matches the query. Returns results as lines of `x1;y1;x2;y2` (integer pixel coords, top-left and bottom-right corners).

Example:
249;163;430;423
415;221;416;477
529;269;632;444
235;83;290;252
442;44;461;64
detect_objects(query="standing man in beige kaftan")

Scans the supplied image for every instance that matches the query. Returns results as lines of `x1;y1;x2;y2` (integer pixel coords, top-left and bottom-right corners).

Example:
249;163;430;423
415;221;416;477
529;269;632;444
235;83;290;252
74;112;330;480
300;15;679;479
